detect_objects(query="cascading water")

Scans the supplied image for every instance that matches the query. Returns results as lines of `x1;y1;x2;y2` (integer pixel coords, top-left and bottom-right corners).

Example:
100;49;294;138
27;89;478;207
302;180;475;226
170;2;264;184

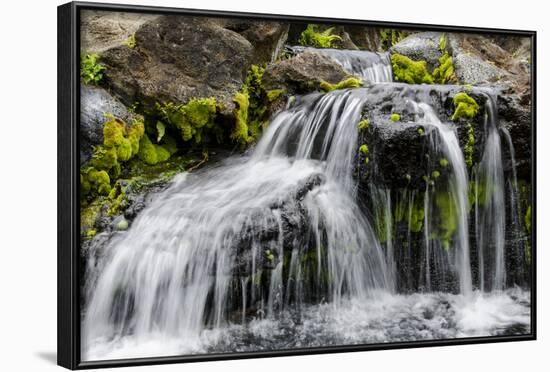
83;50;530;361
289;46;393;83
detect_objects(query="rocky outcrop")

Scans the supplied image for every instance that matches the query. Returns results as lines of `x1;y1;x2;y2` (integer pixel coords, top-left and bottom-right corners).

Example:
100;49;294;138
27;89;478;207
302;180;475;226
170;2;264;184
263;51;352;94
80;10;158;53
391;32;443;71
80;85;135;164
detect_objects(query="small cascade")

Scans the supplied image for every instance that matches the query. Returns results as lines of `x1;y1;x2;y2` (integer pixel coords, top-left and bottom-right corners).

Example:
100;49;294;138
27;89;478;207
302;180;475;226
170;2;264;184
289;46;393;83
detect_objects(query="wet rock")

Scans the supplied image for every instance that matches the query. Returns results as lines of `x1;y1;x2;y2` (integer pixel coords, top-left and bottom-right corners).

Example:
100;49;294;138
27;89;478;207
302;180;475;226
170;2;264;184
263;51;352;94
80;85;133;164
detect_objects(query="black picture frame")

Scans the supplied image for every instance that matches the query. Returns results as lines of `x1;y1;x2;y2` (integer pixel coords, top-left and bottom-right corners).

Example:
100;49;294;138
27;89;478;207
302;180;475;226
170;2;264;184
58;1;537;369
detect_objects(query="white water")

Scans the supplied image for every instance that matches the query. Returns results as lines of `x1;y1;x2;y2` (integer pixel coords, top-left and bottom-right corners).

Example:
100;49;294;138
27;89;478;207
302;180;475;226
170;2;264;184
83;87;528;360
290;46;393;83
475;98;507;291
411;102;473;295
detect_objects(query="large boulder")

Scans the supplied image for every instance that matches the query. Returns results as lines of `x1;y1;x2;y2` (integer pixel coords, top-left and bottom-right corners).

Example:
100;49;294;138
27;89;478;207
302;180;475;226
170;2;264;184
80;85;134;164
221;19;290;63
80;10;158;53
263;51;352;94
99;16;255;114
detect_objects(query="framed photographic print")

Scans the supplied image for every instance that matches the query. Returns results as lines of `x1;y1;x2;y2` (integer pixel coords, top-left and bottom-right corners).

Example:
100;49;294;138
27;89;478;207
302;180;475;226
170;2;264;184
57;1;536;369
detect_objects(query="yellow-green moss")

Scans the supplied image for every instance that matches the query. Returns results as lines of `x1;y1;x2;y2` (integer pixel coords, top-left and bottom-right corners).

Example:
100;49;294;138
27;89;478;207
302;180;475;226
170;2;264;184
232;91;251;145
80;52;105;85
81;167;111;197
390;113;401;122
408;201;425;233
320;77;363;92
267;89;285;102
157;97;218;143
299;24;342;48
138;134;171;165
434;191;458;250
439;158;449;167
125;34;136;48
391;54;434;84
418;127;424;135
431;170;441;179
451;92;479;121
358;119;370;130
432;52;456;84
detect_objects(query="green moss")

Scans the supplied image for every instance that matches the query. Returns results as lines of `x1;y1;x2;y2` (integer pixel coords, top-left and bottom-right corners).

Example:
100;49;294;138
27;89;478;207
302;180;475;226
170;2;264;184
391;53;434;84
359;144;369;155
432;52;456;84
267;89;285;102
81;167;111;197
358;119;370;130
298;24;342;48
138;134;171;165
418;127;424;135
438;33;447;52
431;170;440;179
434;191;458;249
451;92;479;121
125;34;136;48
465;123;475;168
86;229;97;238
232;91;251;145
320;77;363;92
408;200;425;233
80;52;105;85
439;158;449;167
390;113;401;122
157;97;218;144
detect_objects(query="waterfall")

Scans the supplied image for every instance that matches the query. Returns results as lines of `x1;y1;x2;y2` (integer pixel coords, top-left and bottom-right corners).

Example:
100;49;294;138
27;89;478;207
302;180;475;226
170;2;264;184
289;46;393;83
83;90;392;356
474;97;506;291
411;101;472;295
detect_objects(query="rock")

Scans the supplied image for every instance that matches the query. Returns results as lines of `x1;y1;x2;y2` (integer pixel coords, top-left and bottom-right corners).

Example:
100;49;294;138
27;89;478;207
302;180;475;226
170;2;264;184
80;85;133;164
221;20;290;63
344;26;383;51
263;51;352;94
80;10;158;53
99;15;255;114
391;32;443;70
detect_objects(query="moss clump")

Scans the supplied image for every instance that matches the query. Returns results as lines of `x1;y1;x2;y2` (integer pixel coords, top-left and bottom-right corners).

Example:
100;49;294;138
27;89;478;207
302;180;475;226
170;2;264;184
232;92;251;145
159;98;218;144
320;77;363;92
433;52;456;84
390;113;401;122
451;92;479;121
464;123;475;168
359;144;369;164
267;89;285;102
431;170;441;179
391;54;434;84
81;167;111;197
418;127;424;136
125;34;136;48
468;180;489;209
408;201;425;233
299;24;342;48
80;52;105;85
439;158;449;167
358;119;370;130
137;134;171;165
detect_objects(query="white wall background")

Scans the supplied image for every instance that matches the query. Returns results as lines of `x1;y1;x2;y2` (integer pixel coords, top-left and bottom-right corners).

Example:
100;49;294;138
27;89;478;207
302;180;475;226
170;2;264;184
0;0;546;370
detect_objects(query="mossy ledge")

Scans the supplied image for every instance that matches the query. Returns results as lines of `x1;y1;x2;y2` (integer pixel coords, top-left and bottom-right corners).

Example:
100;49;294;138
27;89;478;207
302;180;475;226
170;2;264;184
320;77;363;92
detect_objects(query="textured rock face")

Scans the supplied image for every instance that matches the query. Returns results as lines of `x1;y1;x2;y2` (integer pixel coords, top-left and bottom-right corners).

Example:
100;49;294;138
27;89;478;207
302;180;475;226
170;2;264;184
99;16;254;113
263;51;352;94
391;32;443;70
80;85;134;164
221;19;290;64
80;10;158;53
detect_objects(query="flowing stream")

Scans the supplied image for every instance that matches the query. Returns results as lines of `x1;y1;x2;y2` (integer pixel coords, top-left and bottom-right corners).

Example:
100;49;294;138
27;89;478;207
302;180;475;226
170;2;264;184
83;49;530;361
